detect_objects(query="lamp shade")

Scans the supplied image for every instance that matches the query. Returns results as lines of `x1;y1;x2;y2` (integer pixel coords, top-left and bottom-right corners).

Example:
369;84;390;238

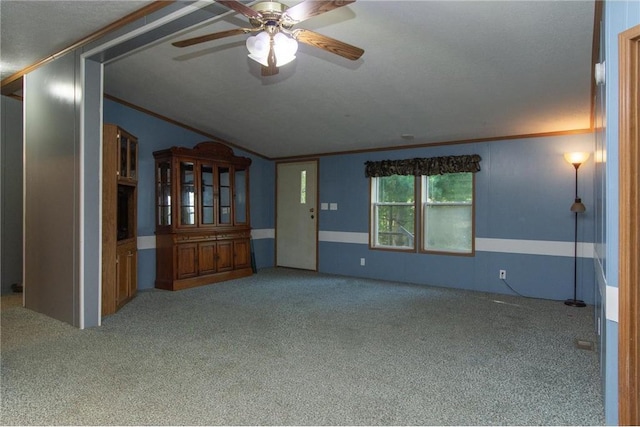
564;152;590;166
570;198;586;213
246;31;270;59
272;32;298;66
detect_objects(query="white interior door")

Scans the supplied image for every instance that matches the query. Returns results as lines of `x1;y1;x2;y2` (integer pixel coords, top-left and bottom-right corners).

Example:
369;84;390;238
276;161;317;270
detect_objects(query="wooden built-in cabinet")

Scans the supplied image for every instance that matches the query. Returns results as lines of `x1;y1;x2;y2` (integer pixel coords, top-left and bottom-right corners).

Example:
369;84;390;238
154;142;252;291
102;124;138;316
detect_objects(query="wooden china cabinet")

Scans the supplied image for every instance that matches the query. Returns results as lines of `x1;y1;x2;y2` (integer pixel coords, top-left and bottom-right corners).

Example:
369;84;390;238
153;142;252;291
102;124;138;316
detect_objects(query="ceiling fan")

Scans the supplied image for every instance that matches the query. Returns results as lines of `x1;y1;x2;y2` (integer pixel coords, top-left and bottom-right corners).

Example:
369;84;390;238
172;0;364;76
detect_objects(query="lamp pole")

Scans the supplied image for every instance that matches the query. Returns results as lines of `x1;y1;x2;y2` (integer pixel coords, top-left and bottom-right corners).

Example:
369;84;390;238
565;162;586;307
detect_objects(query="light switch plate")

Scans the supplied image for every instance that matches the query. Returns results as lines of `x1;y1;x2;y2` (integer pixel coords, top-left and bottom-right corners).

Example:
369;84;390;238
329;203;338;211
321;203;329;210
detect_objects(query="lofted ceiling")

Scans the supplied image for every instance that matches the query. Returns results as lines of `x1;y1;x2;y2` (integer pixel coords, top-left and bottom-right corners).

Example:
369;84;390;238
1;1;596;159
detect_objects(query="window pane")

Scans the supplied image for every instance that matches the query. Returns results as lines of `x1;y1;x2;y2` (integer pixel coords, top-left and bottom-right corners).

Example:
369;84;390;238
180;162;195;225
375;205;415;248
427;173;472;202
424;205;472;252
120;136;128;178
423;173;474;253
129;141;137;179
202;207;214;224
201;165;214;224
371;175;416;249
156;161;171;226
378;175;414;203
235;168;247;224
218;167;230;224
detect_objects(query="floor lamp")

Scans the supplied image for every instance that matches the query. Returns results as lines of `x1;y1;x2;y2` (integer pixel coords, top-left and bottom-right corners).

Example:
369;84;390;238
564;152;590;307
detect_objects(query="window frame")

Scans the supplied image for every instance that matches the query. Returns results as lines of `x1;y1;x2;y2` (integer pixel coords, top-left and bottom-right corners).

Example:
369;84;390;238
369;175;418;252
419;173;475;256
369;173;475;256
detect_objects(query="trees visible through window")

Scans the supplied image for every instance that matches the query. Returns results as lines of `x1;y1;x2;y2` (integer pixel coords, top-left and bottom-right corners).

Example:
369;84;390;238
371;175;415;249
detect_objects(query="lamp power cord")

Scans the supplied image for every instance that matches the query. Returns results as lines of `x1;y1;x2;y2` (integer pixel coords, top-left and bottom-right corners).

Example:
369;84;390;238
499;277;532;299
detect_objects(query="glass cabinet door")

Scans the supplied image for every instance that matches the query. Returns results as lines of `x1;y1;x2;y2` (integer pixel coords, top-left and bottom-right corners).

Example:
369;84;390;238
234;167;247;224
118;133;137;180
180;162;196;226
156;161;171;226
129;139;137;180
200;163;214;225
218;166;231;225
119;135;128;178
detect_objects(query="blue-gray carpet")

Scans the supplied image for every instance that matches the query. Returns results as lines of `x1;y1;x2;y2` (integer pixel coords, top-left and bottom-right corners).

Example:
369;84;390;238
1;268;604;425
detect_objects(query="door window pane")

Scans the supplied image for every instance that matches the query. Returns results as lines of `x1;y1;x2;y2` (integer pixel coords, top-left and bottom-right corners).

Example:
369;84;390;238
300;170;307;204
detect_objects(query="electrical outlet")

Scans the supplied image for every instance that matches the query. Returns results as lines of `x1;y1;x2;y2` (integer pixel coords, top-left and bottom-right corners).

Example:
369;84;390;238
499;270;507;280
360;258;366;266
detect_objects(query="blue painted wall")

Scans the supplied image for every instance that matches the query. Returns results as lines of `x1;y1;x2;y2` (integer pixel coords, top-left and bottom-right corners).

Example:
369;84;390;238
598;1;640;424
104;99;276;290
318;134;596;303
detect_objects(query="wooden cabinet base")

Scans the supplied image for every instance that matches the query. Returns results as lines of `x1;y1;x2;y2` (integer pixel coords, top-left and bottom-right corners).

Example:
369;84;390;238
155;267;253;291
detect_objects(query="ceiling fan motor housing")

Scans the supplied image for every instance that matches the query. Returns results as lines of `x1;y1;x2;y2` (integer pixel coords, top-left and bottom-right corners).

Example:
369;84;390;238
249;1;294;30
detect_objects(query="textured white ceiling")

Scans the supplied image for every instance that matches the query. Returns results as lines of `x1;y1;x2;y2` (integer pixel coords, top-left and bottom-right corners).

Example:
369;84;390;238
0;0;154;80
2;1;595;159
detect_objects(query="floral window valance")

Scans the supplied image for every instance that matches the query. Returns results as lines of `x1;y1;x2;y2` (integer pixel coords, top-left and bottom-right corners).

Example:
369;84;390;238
364;154;482;178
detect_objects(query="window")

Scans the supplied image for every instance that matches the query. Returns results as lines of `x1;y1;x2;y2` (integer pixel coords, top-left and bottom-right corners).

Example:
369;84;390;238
371;175;415;249
370;172;474;254
367;154;479;255
300;170;307;204
422;173;473;254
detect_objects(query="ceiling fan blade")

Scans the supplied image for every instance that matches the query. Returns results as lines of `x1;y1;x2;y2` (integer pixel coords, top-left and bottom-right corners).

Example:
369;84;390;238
285;0;355;23
294;29;364;60
216;0;263;20
172;28;253;47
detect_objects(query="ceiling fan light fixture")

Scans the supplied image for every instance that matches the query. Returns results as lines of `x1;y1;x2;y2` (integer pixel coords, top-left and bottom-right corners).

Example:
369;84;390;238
273;32;298;61
246;31;298;67
246;31;270;58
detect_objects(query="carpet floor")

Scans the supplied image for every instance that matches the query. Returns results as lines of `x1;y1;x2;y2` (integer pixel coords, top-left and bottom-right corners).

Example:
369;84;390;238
1;268;604;425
